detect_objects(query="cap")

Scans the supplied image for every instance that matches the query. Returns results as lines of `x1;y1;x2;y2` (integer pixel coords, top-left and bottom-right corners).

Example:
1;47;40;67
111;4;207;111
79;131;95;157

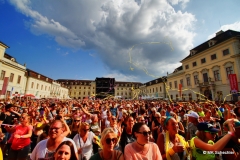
186;111;199;119
197;122;219;133
126;104;130;108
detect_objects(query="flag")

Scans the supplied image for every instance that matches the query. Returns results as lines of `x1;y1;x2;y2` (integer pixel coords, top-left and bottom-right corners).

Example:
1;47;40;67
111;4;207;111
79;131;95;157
1;77;9;95
229;74;238;93
179;84;182;98
35;91;39;96
10;87;14;96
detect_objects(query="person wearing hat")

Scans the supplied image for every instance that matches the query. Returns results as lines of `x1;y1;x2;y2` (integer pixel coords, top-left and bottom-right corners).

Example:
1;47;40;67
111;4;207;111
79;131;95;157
0;104;20;156
186;111;199;141
189;120;235;160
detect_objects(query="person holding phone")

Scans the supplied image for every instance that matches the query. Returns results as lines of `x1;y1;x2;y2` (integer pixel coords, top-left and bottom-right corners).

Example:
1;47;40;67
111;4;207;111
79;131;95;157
0;104;20;156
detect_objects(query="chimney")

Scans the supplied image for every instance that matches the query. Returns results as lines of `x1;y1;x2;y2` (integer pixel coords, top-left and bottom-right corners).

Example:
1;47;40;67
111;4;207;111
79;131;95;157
216;30;224;36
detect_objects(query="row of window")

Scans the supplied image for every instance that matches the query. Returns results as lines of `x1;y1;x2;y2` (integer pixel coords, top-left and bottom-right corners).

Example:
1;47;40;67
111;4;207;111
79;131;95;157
70;92;94;95
70;86;94;89
142;86;163;94
185;49;229;69
169;66;233;87
0;70;22;84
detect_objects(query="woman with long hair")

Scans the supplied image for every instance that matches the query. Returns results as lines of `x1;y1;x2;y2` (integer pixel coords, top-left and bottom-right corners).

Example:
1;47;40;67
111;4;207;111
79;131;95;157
119;116;135;153
90;128;124;160
54;141;78;160
124;122;162;160
5;113;33;160
69;116;81;139
157;116;190;160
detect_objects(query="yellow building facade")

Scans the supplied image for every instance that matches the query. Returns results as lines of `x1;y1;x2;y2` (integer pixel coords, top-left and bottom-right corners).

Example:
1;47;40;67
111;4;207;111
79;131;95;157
0;41;69;99
0;42;27;98
167;30;240;101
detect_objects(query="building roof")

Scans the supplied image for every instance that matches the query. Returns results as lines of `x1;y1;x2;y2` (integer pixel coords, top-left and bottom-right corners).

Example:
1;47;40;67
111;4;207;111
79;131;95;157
0;41;10;49
143;76;167;86
172;66;183;73
26;69;53;83
4;53;18;63
181;30;240;62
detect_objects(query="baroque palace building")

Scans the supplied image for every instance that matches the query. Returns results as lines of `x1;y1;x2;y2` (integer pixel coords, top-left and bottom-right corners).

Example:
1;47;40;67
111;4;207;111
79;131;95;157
166;30;240;102
56;78;142;99
0;41;68;99
1;29;239;101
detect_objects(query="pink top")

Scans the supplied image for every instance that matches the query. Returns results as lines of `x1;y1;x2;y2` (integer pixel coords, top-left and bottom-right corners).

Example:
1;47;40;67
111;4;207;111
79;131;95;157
124;142;162;160
11;125;33;150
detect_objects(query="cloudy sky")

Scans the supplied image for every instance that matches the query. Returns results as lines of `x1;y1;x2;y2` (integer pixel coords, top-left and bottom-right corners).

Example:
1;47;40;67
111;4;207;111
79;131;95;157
0;0;239;83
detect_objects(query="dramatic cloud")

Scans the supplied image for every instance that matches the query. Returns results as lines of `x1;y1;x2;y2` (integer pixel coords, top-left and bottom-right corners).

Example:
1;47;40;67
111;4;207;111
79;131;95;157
207;21;240;40
9;0;197;82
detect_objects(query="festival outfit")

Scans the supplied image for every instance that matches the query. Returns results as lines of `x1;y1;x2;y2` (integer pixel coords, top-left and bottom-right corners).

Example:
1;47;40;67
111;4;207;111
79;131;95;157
8;125;33;159
163;131;189;160
124;142;162;160
30;137;77;160
73;131;95;160
90;150;123;160
189;136;215;160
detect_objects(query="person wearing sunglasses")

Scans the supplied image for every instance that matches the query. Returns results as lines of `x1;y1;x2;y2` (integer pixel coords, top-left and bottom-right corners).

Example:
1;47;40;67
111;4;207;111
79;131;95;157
30;120;78;160
73;122;96;160
90;128;124;160
69;117;81;139
5;113;32;160
124;123;162;160
189;120;235;160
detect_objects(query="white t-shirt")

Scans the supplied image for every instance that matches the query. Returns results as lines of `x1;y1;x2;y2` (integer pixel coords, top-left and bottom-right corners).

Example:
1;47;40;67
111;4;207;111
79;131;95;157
73;131;95;160
101;109;107;120
105;119;110;128
30;137;77;160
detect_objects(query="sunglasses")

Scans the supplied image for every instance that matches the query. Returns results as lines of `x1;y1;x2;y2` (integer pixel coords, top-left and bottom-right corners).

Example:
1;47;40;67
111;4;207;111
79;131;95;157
155;117;161;119
105;138;118;144
81;128;90;132
49;127;62;131
74;120;80;122
204;131;217;135
112;118;116;120
20;117;26;119
137;131;152;136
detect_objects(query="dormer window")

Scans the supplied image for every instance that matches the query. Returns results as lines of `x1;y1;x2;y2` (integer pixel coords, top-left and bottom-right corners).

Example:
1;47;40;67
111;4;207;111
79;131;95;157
10;58;16;62
38;75;40;79
155;80;158;83
46;78;48;81
208;40;217;47
190;50;197;56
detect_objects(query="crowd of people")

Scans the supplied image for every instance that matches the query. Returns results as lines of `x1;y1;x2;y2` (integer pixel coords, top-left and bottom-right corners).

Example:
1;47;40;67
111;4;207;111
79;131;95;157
0;97;239;160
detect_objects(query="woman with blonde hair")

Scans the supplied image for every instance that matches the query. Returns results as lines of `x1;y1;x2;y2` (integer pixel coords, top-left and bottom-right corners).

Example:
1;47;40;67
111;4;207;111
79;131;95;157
5;113;33;160
73;122;96;160
90;128;124;160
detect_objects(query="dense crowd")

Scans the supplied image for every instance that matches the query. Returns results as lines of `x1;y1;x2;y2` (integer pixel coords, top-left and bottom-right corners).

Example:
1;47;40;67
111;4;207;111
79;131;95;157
0;97;239;160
